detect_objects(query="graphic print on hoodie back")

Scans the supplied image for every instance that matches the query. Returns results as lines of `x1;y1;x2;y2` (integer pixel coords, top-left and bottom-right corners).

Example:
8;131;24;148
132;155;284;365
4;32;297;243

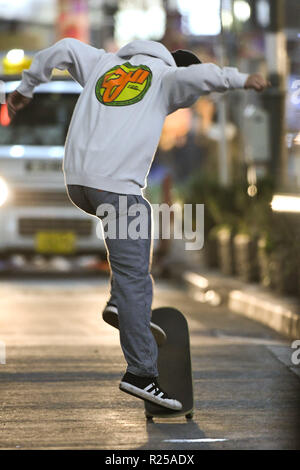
95;62;152;106
16;38;249;195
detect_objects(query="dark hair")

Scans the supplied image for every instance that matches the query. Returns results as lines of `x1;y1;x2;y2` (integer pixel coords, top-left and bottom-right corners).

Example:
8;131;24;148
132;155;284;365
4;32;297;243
171;49;202;67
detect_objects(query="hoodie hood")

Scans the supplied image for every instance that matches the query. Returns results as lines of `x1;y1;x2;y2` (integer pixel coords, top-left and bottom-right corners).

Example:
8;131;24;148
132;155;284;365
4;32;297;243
117;40;176;67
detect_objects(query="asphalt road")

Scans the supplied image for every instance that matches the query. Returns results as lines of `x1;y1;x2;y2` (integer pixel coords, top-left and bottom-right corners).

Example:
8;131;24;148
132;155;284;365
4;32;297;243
0;277;299;450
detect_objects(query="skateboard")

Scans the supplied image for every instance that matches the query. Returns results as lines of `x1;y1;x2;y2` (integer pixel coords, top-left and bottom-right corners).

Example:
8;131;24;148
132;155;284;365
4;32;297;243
144;307;194;421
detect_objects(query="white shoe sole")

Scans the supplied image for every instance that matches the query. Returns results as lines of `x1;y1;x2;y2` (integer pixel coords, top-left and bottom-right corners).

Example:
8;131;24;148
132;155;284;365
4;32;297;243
119;381;182;411
102;307;167;346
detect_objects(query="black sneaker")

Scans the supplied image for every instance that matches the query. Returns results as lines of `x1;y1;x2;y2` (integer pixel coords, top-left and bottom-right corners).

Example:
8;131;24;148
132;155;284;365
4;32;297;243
102;304;167;346
119;372;182;411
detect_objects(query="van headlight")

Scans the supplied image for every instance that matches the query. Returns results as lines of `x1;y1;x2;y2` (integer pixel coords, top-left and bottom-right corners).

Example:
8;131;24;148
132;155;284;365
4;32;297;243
0;177;9;206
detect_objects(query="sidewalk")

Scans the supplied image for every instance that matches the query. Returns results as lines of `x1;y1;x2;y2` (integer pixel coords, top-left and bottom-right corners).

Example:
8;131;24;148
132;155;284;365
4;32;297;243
180;265;300;340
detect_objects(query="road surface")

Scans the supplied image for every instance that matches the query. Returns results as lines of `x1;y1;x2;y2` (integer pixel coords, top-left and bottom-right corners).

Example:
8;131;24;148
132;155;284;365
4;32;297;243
0;277;299;450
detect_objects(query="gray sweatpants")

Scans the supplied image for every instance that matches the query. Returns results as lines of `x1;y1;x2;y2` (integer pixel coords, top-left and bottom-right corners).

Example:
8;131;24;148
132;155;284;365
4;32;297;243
67;185;158;377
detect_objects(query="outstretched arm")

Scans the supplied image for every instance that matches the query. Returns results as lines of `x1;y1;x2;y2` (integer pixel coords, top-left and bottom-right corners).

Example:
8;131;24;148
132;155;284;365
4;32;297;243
162;63;270;114
7;37;105;119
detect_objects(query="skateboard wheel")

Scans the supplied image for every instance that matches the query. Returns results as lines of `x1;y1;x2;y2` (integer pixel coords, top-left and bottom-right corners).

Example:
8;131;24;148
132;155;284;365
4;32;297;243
185;412;194;420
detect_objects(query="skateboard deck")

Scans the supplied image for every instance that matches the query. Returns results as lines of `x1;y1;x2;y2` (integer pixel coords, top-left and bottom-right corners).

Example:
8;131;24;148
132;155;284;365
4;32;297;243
144;307;194;420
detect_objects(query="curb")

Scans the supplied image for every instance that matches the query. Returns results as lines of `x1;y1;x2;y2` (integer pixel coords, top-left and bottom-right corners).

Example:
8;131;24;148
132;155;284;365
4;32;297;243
183;270;300;340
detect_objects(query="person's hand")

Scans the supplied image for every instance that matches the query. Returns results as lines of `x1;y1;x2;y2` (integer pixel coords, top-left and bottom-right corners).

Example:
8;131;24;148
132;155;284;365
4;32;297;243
6;90;32;120
244;74;271;92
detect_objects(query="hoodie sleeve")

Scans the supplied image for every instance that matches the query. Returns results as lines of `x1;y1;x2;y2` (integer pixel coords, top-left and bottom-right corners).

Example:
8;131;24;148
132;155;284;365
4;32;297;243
16;38;105;98
162;63;249;114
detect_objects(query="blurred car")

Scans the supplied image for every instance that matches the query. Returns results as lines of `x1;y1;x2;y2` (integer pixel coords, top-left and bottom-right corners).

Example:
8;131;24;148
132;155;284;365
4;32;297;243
0;74;106;260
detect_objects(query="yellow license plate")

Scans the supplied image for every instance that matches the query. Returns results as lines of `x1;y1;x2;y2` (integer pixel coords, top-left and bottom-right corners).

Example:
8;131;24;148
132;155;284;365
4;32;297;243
35;231;76;254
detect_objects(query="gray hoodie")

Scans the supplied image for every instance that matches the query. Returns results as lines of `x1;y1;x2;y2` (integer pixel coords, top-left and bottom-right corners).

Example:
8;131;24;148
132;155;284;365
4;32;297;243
17;38;249;195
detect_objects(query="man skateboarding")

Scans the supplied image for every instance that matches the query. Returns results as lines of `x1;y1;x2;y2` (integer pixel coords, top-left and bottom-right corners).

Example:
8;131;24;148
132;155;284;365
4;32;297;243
7;38;270;411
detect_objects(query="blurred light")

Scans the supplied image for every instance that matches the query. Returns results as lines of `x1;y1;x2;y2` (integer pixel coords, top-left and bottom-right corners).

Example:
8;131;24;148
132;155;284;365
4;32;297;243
0;177;9;206
193;289;222;306
3;50;31;74
205;290;222;306
48;147;64;158
244;104;256;117
221;10;233;29
294;132;300;146
10;145;24;158
0;103;11;127
10;254;26;269
271;194;300;213
6;49;24;65
183;271;209;289
247;164;257;186
115;1;166;45
177;0;221;36
247;184;257;197
256;0;270;28
286;133;294;148
233;0;251;22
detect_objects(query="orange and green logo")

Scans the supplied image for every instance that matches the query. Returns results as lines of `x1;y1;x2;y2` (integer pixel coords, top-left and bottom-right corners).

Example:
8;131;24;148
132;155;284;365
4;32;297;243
95;62;152;107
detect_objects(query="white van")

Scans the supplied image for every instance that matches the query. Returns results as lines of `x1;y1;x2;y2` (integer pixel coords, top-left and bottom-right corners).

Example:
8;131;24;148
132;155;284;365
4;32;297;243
0;78;106;259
